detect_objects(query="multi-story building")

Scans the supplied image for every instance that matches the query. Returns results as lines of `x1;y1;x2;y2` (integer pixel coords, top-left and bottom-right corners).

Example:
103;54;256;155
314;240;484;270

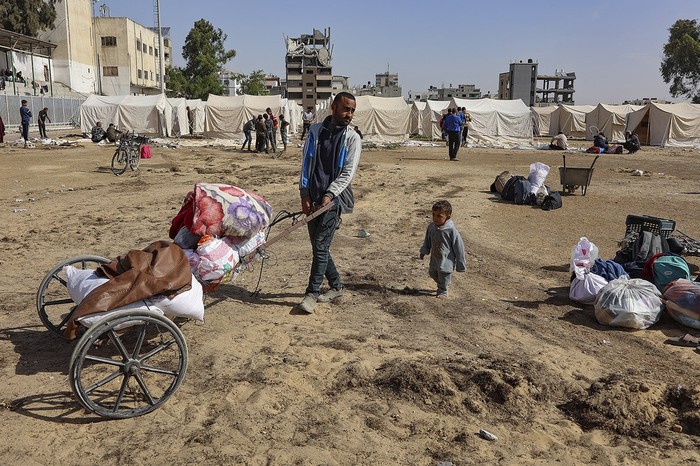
352;72;403;98
499;59;576;106
284;28;333;109
434;83;481;101
218;70;240;96
332;75;350;93
265;75;283;96
36;0;171;96
94;16;171;95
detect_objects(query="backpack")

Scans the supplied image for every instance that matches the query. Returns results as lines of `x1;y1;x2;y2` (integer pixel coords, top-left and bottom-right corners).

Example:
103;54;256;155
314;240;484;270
514;179;532;204
541;191;562;210
614;230;669;265
501;175;525;202
643;253;690;292
490;171;513;194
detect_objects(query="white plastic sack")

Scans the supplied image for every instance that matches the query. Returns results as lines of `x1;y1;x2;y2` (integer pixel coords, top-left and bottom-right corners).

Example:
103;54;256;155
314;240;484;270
570;237;599;272
151;273;205;322
233;230;266;258
569;266;608;304
65;266;109;304
594;277;664;329
76;302;161;329
663;278;700;330
528;162;550;194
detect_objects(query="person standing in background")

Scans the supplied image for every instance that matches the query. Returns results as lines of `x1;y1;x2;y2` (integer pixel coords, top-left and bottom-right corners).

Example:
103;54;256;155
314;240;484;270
19;100;32;147
38;107;51;139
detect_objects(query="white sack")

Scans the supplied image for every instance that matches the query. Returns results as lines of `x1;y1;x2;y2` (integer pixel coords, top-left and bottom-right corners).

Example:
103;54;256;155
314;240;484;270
569;266;608;304
570;237;599;272
234;230;266;258
594;277;664;329
528;162;550;194
151;274;205;322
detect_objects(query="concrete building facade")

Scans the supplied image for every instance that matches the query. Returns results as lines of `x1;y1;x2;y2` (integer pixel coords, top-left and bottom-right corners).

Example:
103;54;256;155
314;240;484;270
284;28;333;109
500;59;576;106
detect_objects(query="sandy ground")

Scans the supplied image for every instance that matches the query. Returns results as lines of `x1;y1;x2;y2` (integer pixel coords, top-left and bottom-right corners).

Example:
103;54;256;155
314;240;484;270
1;131;700;465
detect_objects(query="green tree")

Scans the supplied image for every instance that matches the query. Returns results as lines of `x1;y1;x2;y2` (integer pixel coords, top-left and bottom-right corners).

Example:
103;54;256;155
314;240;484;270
0;0;59;37
661;19;700;103
240;70;269;95
166;19;236;99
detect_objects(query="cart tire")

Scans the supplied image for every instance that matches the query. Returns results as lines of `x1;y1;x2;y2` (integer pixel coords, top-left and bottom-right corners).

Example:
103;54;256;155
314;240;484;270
36;255;110;338
69;309;188;419
111;147;129;176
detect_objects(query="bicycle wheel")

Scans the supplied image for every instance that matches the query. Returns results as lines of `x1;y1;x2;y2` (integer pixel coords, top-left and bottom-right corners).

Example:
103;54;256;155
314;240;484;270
129;147;140;171
111;147;129;176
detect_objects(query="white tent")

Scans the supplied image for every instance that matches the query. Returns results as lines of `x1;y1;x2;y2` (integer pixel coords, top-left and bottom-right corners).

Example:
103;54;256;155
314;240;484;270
167;98;190;137
185;99;206;133
285;99;303;135
451;98;533;146
80;94;172;136
585;103;643;142
409;101;426;136
549;104;595;138
420;100;450;140
625;102;700;147
348;96;410;143
204;94;286;138
530;106;558;137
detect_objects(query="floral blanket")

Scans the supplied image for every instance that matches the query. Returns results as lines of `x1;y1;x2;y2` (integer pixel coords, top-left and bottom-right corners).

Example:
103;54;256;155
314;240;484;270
190;183;273;240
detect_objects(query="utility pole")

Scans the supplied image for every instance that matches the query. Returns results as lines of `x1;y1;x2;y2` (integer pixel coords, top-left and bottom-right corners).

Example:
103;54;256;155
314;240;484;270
155;0;165;93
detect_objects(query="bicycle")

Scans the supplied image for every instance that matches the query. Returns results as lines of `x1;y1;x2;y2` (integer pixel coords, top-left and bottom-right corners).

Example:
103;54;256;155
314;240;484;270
111;131;149;176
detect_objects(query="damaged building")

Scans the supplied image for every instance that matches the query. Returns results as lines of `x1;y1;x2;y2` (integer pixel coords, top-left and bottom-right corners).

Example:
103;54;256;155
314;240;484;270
284;28;333;109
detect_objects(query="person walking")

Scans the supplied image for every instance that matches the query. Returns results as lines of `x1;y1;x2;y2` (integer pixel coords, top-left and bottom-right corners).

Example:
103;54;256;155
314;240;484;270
19;100;32;147
443;108;462;161
38;107;51;139
297;92;362;314
278;114;289;155
242;117;255;151
301;106;315;139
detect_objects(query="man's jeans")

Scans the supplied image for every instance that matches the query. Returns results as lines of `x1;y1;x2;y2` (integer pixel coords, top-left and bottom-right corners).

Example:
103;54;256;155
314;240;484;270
242;131;252;150
447;131;461;159
306;203;341;296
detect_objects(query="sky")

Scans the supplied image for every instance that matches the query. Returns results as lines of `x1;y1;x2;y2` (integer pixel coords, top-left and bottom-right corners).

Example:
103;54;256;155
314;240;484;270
99;0;699;105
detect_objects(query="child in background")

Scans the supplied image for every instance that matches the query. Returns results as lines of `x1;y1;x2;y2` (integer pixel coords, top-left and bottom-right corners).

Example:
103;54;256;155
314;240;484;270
419;200;466;298
279;114;289;155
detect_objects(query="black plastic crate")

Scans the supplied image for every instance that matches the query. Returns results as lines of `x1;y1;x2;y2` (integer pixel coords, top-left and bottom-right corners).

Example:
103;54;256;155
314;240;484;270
625;215;675;238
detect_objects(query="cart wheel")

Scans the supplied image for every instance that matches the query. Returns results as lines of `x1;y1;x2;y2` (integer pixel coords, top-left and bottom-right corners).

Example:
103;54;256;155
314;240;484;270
69;309;188;419
36;255;110;338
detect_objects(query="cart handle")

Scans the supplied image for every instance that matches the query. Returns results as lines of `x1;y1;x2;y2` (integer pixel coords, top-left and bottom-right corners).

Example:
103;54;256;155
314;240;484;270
589;155;600;170
260;201;334;251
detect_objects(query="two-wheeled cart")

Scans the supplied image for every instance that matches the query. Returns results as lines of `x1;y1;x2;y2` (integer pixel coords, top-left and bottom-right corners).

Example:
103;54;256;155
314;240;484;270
36;203;332;419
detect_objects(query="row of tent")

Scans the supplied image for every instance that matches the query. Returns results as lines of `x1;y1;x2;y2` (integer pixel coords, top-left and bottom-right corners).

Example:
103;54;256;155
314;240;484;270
79;94;700;148
531;102;700;147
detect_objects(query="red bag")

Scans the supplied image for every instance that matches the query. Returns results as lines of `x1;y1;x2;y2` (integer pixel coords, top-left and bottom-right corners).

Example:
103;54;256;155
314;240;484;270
140;144;152;159
586;146;601;154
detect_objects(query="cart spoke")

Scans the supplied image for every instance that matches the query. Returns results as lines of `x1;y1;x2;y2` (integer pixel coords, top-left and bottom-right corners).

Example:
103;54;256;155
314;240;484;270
108;328;134;360
139;338;176;363
133;372;156;405
111;374;130;413
140;364;180;377
84;369;123;394
131;323;148;358
44;297;74;306
50;273;68;287
84;354;126;367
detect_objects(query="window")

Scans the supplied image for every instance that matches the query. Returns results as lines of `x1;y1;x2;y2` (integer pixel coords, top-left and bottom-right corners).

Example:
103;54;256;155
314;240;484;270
155;48;159;56
306;94;314;99
149;46;153;55
101;36;117;47
305;82;313;87
103;66;118;76
150;71;153;80
306;69;314;74
138;69;143;79
143;43;147;53
136;39;141;52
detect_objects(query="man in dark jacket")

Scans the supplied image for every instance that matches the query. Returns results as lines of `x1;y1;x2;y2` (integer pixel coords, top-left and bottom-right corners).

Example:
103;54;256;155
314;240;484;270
20;99;32;147
623;131;641;154
297;92;362;314
443;108;463;161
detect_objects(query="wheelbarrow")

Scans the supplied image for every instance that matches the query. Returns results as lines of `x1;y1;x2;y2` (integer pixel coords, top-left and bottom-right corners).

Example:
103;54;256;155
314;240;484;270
559;154;599;195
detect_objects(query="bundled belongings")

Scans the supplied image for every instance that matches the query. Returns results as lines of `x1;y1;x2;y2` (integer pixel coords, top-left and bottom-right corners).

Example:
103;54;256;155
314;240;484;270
63;240;197;340
570;237;599;272
590;258;629;282
170;183;273;289
663;279;700;330
490;171;513;195
594;277;664;329
640;252;691;293
570;265;608;304
614;215;675;277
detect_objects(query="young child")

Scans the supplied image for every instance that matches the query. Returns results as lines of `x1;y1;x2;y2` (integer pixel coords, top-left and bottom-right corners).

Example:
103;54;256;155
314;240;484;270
419;200;466;298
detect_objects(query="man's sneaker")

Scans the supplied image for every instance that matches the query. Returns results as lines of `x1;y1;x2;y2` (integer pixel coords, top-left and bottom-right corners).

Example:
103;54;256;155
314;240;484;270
317;287;344;303
297;294;317;314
